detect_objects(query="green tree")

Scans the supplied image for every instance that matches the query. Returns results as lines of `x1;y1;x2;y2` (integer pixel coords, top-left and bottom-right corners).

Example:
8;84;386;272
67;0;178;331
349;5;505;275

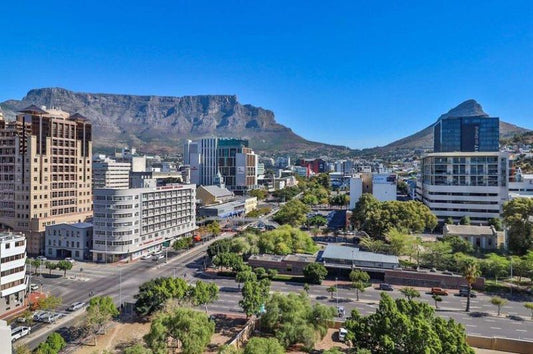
302;193;319;206
524;303;533;320
344;293;474;353
327;285;337;299
302;263;328;285
481;253;509;282
85;296;119;343
460;216;471;225
303;283;310;294
244;337;285;354
56;260;73;277
386;228;418;256
432;294;442;309
189;281;219;313
14;344;31;354
236;269;257;284
349;270;370;301
397;180;409;195
488;217;503;231
212;252;244;271
134;277;189;316
502;198;533;254
35;332;66;354
254;267;267;279
257;225;318;255
490;296;507;316
445;217;454;225
173;237;193;250
267;268;278;279
421;241;452;270
239;279;271;317
31;259;41;275
307;215;327;227
249;189;268;201
124;343;152;354
273;199;311;227
144;308;215;354
45;261;57;275
463;261;481;312
442;235;474;254
207;239;233;258
359;236;387;253
36;295;62;311
399;287;420;301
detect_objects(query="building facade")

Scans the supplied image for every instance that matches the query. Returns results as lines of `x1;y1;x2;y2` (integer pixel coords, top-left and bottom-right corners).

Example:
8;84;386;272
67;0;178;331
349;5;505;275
0;232;26;317
92;184;196;262
0;106;93;255
434;115;499;153
92;155;131;189
45;222;93;260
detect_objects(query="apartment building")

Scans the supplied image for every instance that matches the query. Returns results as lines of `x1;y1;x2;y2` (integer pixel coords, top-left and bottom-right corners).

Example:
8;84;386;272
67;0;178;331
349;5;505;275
0;106;92;255
45;222;93;261
184;138;258;192
92;155;131;189
0;232;26;317
92;184;196;262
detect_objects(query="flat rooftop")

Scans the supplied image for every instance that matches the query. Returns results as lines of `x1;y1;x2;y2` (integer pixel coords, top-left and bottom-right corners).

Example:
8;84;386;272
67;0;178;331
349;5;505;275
321;244;399;264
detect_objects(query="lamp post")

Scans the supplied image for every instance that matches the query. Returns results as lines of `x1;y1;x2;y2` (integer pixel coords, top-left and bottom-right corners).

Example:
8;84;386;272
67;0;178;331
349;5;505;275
119;267;122;308
335;277;339;306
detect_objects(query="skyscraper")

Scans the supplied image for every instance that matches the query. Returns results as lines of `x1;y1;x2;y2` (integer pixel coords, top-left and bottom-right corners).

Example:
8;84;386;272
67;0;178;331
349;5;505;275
0;106;93;255
434;116;499;152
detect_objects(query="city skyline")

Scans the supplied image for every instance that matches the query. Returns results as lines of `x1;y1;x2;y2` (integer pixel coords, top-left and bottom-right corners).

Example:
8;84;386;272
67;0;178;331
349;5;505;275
1;1;532;149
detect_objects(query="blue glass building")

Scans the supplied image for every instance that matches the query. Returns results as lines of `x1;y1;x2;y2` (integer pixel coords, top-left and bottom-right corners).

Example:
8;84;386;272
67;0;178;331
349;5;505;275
434;116;499;152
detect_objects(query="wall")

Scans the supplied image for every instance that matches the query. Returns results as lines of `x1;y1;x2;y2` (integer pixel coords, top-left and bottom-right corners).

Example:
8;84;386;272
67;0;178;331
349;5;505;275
467;336;533;353
384;269;485;290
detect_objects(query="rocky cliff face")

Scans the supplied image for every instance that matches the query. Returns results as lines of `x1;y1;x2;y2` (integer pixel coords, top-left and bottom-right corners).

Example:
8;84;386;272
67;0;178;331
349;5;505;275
0;88;340;154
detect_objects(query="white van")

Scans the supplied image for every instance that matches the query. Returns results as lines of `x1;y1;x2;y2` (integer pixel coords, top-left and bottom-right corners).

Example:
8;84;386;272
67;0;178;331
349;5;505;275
338;327;348;342
11;326;31;341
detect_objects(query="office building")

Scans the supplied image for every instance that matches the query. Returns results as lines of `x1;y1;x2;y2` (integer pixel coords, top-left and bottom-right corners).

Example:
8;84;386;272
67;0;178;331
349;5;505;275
45;222;93;260
0;232;26;317
434;115;499;153
184;138;258;191
0;106;92;255
349;173;396;209
92;184;196;262
92;155;131;189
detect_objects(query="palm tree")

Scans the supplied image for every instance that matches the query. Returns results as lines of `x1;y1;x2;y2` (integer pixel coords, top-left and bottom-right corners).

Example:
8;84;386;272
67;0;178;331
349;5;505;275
327;286;337;299
463;262;481;312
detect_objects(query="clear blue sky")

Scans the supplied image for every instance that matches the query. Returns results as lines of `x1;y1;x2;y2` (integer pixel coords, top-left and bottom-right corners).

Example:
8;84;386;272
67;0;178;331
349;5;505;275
1;1;532;148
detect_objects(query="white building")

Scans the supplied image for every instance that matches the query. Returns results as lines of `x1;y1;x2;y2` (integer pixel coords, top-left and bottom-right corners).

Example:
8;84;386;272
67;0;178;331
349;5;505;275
45;222;93;261
92;184;196;262
349;173;397;209
417;152;509;224
0;232;26;317
93;155;131;189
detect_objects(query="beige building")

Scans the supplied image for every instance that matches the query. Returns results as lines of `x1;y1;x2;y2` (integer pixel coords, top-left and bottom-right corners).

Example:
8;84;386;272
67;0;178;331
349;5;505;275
196;185;234;205
0;105;93;255
443;224;506;250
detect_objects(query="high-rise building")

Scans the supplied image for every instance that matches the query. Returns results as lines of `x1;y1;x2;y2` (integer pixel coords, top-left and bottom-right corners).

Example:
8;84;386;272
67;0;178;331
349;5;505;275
0;232;27;317
92;155;131;189
92;184;196;262
0;106;92;255
184;138;258;191
434;116;499;153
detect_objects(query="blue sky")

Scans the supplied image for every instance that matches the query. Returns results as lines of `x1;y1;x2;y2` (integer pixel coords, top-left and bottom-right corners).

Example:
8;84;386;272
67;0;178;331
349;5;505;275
1;1;532;148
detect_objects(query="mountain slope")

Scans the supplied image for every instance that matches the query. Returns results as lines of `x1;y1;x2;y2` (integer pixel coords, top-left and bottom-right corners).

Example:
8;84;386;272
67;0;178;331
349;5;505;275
373;99;531;153
0;88;352;155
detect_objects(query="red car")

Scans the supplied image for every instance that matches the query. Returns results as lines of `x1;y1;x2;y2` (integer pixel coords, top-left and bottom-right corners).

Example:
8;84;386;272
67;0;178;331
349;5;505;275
430;287;448;296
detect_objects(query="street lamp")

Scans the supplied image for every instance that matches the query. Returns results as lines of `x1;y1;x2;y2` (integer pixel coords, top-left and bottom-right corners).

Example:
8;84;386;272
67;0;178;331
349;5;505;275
335;277;339;306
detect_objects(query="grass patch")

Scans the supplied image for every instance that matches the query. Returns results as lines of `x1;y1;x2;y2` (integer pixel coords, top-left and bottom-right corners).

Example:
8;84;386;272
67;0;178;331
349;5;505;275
272;274;306;283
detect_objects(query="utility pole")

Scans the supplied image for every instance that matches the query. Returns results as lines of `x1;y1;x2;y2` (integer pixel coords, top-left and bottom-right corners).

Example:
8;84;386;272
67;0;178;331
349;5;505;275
119;267;122;308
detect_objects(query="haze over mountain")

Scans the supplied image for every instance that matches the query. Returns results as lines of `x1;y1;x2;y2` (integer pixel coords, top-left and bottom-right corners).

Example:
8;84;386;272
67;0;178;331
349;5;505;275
0;89;529;157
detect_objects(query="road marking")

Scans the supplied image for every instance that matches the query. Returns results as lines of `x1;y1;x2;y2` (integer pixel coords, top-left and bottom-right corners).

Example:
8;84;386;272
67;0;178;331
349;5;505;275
465;324;477;327
516;329;527;332
485;319;495;322
490;327;502;330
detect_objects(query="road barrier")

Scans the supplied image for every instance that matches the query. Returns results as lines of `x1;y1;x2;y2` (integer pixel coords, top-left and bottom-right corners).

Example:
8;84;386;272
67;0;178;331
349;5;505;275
467;335;533;353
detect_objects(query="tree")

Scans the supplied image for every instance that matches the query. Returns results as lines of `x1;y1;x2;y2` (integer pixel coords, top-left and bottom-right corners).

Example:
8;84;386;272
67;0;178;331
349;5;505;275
212;252;244;272
302;263;328;285
257;225;318;255
481;253;509;282
144;308;215;354
349;270;370;301
207;238;233;259
463;261;481;312
502;198;533;254
239;279;271;317
273;199;311;227
460;216;471;225
399;287;420;301
359;236;387;253
344;293;474;353
432;294;442;309
254;267;267;279
244;337;285;354
327;285;337;299
56;260;73;277
306;215;327;227
303;283;310;294
397;180;409;195
421;241;452;270
31;259;41;275
261;292;336;350
36;295;62;311
134;277;189;316
442;235;474;254
488;217;503;231
386;228;418;256
173;237;193;250
249;189;268;201
85;296;119;343
35;332;66;354
45;261;57;275
14;344;31;354
267;269;278;279
490;296;507;317
524;303;533;320
189;281;219;313
236;269;257;284
124;343;152;354
445;216;454;225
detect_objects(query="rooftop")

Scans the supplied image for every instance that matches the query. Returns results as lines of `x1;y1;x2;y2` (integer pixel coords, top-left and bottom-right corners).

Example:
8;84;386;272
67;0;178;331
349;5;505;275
198;185;233;198
321;244;399;264
444;224;498;236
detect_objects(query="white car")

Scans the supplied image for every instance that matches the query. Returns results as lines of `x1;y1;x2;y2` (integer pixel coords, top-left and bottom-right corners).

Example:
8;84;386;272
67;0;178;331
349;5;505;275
30;283;39;291
65;257;75;264
36;256;47;261
141;254;152;260
338;327;348;342
11;326;31;341
67;302;85;311
152;254;165;261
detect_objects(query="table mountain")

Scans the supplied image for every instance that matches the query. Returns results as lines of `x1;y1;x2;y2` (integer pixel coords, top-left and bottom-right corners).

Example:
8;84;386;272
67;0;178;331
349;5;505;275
0;88;351;155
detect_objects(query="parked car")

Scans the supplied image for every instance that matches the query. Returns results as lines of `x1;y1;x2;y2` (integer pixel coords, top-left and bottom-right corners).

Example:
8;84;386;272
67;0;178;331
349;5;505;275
458;286;477;297
65;257;75;264
11;326;31;341
36;256;47;261
152;254;165;261
378;283;394;291
430;287;449;296
30;283;39;291
337;306;345;318
67;302;86;311
338;327;348;342
141;254;152;260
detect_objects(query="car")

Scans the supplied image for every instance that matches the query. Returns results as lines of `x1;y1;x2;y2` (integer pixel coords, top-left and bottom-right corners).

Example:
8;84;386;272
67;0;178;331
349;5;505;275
152;254;165;261
65;257;75;264
430;287;449;296
36;256;47;261
458;286;477;297
378;283;393;291
11;326;31;341
338;327;348;342
30;283;39;291
141;254;152;260
337;306;345;318
67;302;86;311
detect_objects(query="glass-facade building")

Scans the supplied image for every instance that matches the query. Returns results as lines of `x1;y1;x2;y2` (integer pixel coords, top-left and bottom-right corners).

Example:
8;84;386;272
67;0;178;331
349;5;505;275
434;116;499;152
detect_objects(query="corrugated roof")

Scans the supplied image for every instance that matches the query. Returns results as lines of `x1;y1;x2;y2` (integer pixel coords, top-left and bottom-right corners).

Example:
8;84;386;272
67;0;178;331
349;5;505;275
444;224;495;236
321;244;399;264
199;185;233;198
